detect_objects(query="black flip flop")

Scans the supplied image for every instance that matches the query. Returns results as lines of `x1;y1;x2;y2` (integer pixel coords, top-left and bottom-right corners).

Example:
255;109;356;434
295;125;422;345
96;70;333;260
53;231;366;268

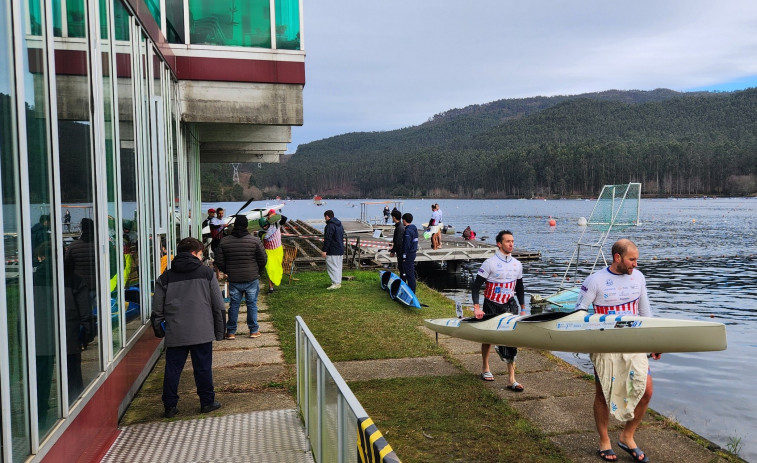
598;449;617;461
618;441;649;463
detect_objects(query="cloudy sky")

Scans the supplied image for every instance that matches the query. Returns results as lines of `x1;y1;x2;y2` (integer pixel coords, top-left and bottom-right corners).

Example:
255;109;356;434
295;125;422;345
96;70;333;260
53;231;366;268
290;0;757;152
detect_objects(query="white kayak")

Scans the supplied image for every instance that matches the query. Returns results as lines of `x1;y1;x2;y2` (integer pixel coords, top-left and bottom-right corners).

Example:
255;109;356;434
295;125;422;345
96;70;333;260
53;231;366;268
424;310;727;353
202;203;284;235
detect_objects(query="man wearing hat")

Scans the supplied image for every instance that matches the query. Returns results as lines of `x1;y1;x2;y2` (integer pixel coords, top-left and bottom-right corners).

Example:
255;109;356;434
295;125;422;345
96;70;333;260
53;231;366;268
215;215;267;339
202;208;216;242
258;209;288;294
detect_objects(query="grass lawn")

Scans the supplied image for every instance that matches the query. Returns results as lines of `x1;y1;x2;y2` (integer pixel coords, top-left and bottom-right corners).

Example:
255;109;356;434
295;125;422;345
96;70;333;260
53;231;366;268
266;269;569;463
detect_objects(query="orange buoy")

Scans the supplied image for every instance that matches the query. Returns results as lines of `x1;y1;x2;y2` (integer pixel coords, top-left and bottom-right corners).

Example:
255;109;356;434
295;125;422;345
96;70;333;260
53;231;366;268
548;216;556;227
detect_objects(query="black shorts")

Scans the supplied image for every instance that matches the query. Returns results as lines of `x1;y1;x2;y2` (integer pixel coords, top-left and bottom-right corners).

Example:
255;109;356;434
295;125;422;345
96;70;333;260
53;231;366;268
482;298;519;316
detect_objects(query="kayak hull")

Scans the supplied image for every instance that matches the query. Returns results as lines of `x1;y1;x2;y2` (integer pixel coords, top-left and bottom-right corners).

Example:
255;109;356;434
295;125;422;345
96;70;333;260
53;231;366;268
424;310;727;353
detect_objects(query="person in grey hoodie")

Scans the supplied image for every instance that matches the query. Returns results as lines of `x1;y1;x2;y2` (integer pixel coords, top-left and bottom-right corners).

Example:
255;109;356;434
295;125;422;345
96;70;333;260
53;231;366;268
151;237;226;418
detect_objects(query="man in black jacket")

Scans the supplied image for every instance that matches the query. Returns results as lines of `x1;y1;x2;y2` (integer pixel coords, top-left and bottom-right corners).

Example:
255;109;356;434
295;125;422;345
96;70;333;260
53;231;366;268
215;215;267;339
321;210;344;289
388;209;405;273
151;237;226;418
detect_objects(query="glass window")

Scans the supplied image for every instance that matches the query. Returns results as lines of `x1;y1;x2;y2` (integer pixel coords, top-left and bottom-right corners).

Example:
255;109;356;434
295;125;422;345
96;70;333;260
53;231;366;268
144;0;160;28
274;0;300;50
189;0;271;48
112;0;129;41
100;0;124;357
67;0;86;38
56;0;101;405
165;0;185;44
23;0;61;440
137;33;154;314
115;7;140;341
3;0;32;460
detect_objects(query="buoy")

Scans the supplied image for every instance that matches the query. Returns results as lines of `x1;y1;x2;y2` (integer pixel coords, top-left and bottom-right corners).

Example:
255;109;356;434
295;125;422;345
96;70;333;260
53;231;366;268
548;216;556;227
709;314;715;318
577;216;587;227
692;219;696;223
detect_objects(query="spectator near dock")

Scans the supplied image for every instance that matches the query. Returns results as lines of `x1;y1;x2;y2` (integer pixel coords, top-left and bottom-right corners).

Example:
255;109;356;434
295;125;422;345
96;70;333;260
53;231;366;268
388;209;405;273
321;210;344;290
401;213;418;292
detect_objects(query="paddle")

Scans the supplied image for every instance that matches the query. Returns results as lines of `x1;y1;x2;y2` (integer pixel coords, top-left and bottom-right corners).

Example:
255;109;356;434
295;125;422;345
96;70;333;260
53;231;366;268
233;196;257;217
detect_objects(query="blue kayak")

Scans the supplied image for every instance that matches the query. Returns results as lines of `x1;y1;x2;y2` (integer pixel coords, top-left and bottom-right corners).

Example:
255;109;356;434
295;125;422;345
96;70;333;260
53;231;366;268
388;277;421;309
379;270;400;291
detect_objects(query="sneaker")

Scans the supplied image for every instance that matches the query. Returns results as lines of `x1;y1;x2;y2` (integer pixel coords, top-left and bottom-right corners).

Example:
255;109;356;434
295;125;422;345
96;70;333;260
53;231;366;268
200;400;221;414
224;333;236;340
327;284;341;290
249;331;261;338
268;287;274;294
164;406;179;418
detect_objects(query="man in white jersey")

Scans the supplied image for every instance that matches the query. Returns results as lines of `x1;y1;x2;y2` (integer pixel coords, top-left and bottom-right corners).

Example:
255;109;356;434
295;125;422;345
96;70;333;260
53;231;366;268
471;230;526;390
575;239;660;463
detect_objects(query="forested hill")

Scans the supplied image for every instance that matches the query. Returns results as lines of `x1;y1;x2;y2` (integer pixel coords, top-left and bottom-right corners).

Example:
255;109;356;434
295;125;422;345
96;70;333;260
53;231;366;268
238;88;757;199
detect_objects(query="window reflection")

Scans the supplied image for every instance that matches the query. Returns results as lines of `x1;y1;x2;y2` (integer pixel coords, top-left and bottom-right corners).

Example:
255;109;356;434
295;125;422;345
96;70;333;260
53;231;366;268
2;0;32;458
55;0;101;405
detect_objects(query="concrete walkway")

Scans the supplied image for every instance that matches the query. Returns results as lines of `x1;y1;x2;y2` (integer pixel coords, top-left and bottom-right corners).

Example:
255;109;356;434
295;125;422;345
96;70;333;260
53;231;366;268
102;294;739;463
101;298;315;463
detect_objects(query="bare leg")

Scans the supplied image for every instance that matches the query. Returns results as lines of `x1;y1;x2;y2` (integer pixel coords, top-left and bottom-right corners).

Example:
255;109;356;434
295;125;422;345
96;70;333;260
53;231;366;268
481;344;491;373
507;362;516;385
594;379;616;458
619;375;654;454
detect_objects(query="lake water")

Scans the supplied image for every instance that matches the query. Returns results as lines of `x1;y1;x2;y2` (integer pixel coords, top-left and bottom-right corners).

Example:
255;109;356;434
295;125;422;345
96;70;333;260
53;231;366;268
208;197;757;460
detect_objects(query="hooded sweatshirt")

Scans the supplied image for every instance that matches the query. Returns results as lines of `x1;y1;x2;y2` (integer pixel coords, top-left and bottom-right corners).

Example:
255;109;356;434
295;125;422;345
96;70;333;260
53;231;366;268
151;252;226;347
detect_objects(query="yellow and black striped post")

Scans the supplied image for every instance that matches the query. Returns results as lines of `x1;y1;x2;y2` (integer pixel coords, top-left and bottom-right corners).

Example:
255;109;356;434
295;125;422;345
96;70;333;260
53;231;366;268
357;417;400;463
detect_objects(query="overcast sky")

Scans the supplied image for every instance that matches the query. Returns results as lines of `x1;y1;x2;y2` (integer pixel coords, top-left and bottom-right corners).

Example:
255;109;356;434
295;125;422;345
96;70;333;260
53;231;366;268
290;0;757;152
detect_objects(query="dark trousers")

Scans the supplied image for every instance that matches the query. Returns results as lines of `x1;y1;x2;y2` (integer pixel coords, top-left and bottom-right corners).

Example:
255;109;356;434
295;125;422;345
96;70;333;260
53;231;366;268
484;298;519;361
401;254;416;292
396;255;404;275
162;342;215;409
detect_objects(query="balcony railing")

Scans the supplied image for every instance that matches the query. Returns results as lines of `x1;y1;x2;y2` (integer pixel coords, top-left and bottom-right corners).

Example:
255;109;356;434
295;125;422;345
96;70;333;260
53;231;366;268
295;316;400;463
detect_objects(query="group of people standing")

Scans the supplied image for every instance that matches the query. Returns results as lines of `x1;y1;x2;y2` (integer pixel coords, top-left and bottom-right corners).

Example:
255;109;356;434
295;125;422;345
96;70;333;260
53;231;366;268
155;202;658;462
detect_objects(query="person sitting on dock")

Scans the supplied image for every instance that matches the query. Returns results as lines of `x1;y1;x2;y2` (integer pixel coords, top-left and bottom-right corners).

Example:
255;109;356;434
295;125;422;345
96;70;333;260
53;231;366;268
462;226;476;240
401;213;418;292
388;209;405;273
471;230;526;390
575;239;659;463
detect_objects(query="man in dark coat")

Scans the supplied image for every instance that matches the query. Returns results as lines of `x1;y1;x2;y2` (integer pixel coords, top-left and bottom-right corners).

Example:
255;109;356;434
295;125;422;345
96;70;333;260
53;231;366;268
151;237;226;418
388;209;405;273
321;210;344;289
215;215;267;339
401;213;419;292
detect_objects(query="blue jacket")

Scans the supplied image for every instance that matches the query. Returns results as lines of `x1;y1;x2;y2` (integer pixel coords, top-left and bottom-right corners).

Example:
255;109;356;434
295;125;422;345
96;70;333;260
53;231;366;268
322;217;344;256
402;224;418;257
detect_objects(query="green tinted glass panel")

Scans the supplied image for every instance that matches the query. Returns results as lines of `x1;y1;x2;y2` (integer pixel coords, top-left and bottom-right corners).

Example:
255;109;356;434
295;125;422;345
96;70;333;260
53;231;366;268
145;0;160;26
52;0;62;36
28;0;42;35
189;0;271;48
67;0;86;37
113;0;130;41
275;0;299;50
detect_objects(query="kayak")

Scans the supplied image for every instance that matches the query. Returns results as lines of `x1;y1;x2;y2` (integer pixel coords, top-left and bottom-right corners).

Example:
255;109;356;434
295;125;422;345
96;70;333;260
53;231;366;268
201;203;284;235
379;270;421;308
424;309;727;353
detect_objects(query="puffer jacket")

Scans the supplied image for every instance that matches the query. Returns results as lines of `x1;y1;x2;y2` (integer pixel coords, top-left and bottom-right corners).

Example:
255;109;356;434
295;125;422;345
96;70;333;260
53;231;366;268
65;237;97;290
151;252;226;347
215;232;267;283
322;217;344;256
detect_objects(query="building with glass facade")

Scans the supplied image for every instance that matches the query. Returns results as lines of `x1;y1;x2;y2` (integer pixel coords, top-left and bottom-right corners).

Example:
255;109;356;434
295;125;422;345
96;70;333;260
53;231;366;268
0;0;304;461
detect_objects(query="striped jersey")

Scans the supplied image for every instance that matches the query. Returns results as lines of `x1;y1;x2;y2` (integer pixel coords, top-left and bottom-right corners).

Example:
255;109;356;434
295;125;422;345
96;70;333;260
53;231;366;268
476;251;523;304
262;224;282;250
575;267;651;316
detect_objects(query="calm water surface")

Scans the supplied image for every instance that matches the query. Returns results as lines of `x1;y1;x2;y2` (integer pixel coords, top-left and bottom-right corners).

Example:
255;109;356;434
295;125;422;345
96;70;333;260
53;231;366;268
212;197;757;460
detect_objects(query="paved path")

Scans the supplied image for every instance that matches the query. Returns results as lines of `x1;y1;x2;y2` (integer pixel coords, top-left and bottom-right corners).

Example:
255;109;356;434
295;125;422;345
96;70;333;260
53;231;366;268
101;299;315;463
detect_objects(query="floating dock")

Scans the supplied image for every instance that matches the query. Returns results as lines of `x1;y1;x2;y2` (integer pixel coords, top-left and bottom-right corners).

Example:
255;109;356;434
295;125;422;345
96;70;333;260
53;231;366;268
281;219;540;271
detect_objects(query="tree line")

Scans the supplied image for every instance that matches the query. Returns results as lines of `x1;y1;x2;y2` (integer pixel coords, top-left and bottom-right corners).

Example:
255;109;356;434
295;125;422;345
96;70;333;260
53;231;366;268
211;88;757;199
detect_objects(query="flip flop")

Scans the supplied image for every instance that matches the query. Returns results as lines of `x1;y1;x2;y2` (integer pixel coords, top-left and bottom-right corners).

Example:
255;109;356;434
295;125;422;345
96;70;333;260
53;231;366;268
481;371;494;381
507;381;524;392
618;441;649;463
598;449;617;461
